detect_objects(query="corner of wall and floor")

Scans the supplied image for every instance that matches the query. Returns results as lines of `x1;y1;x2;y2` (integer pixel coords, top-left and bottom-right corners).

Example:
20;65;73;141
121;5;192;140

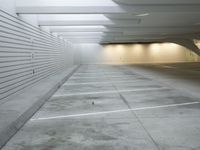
0;3;81;148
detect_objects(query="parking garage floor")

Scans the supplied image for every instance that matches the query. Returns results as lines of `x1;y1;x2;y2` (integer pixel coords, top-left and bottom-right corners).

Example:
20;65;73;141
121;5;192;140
2;63;200;150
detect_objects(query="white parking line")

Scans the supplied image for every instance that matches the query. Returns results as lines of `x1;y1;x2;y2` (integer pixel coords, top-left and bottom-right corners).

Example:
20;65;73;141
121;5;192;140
53;87;166;97
70;76;107;79
162;65;177;69
70;75;137;79
63;80;151;86
31;101;200;121
75;72;123;74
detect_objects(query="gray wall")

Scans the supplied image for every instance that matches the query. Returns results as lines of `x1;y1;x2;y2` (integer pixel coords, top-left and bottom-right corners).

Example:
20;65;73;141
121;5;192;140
0;10;74;102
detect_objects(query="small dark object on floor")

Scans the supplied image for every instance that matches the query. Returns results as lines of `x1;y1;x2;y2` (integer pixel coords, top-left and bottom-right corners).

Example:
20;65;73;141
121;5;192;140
92;101;95;105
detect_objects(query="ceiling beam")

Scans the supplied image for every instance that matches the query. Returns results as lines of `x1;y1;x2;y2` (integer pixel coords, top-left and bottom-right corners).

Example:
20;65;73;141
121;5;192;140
58;32;123;36
119;4;200;13
38;19;140;26
39;20;113;26
49;26;200;33
113;0;200;5
50;28;109;32
16;4;200;14
16;6;125;14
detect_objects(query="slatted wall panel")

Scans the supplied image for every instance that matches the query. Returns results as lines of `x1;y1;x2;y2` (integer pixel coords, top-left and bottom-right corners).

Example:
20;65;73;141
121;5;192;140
0;10;73;102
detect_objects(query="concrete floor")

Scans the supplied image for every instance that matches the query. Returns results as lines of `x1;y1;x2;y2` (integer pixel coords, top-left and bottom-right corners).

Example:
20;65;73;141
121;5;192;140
2;63;200;150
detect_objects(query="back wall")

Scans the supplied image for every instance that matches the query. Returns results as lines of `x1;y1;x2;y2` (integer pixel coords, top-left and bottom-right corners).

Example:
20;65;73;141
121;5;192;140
77;43;200;64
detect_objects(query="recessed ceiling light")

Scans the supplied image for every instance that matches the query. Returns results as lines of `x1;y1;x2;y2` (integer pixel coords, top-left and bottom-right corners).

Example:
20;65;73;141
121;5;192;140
136;13;149;17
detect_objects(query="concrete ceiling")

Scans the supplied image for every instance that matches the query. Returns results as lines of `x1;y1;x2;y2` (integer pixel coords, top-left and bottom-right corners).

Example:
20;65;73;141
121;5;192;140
15;0;200;46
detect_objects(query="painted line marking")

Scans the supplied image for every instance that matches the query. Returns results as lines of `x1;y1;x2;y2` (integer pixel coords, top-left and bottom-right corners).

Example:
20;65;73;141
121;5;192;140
70;75;138;79
70;76;107;79
75;72;123;74
63;80;152;86
31;101;200;121
162;65;177;69
53;87;167;97
161;66;200;73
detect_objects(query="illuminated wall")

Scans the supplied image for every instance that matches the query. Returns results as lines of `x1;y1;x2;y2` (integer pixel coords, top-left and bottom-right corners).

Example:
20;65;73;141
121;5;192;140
78;43;200;64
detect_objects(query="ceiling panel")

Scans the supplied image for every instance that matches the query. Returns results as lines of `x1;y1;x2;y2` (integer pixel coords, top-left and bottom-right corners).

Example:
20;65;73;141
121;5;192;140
15;0;200;43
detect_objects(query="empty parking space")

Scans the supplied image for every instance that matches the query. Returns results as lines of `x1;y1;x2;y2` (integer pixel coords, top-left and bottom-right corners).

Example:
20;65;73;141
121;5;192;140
2;64;200;150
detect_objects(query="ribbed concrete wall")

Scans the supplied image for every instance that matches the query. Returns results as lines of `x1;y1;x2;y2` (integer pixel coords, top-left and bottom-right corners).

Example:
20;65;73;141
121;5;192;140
0;10;74;102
